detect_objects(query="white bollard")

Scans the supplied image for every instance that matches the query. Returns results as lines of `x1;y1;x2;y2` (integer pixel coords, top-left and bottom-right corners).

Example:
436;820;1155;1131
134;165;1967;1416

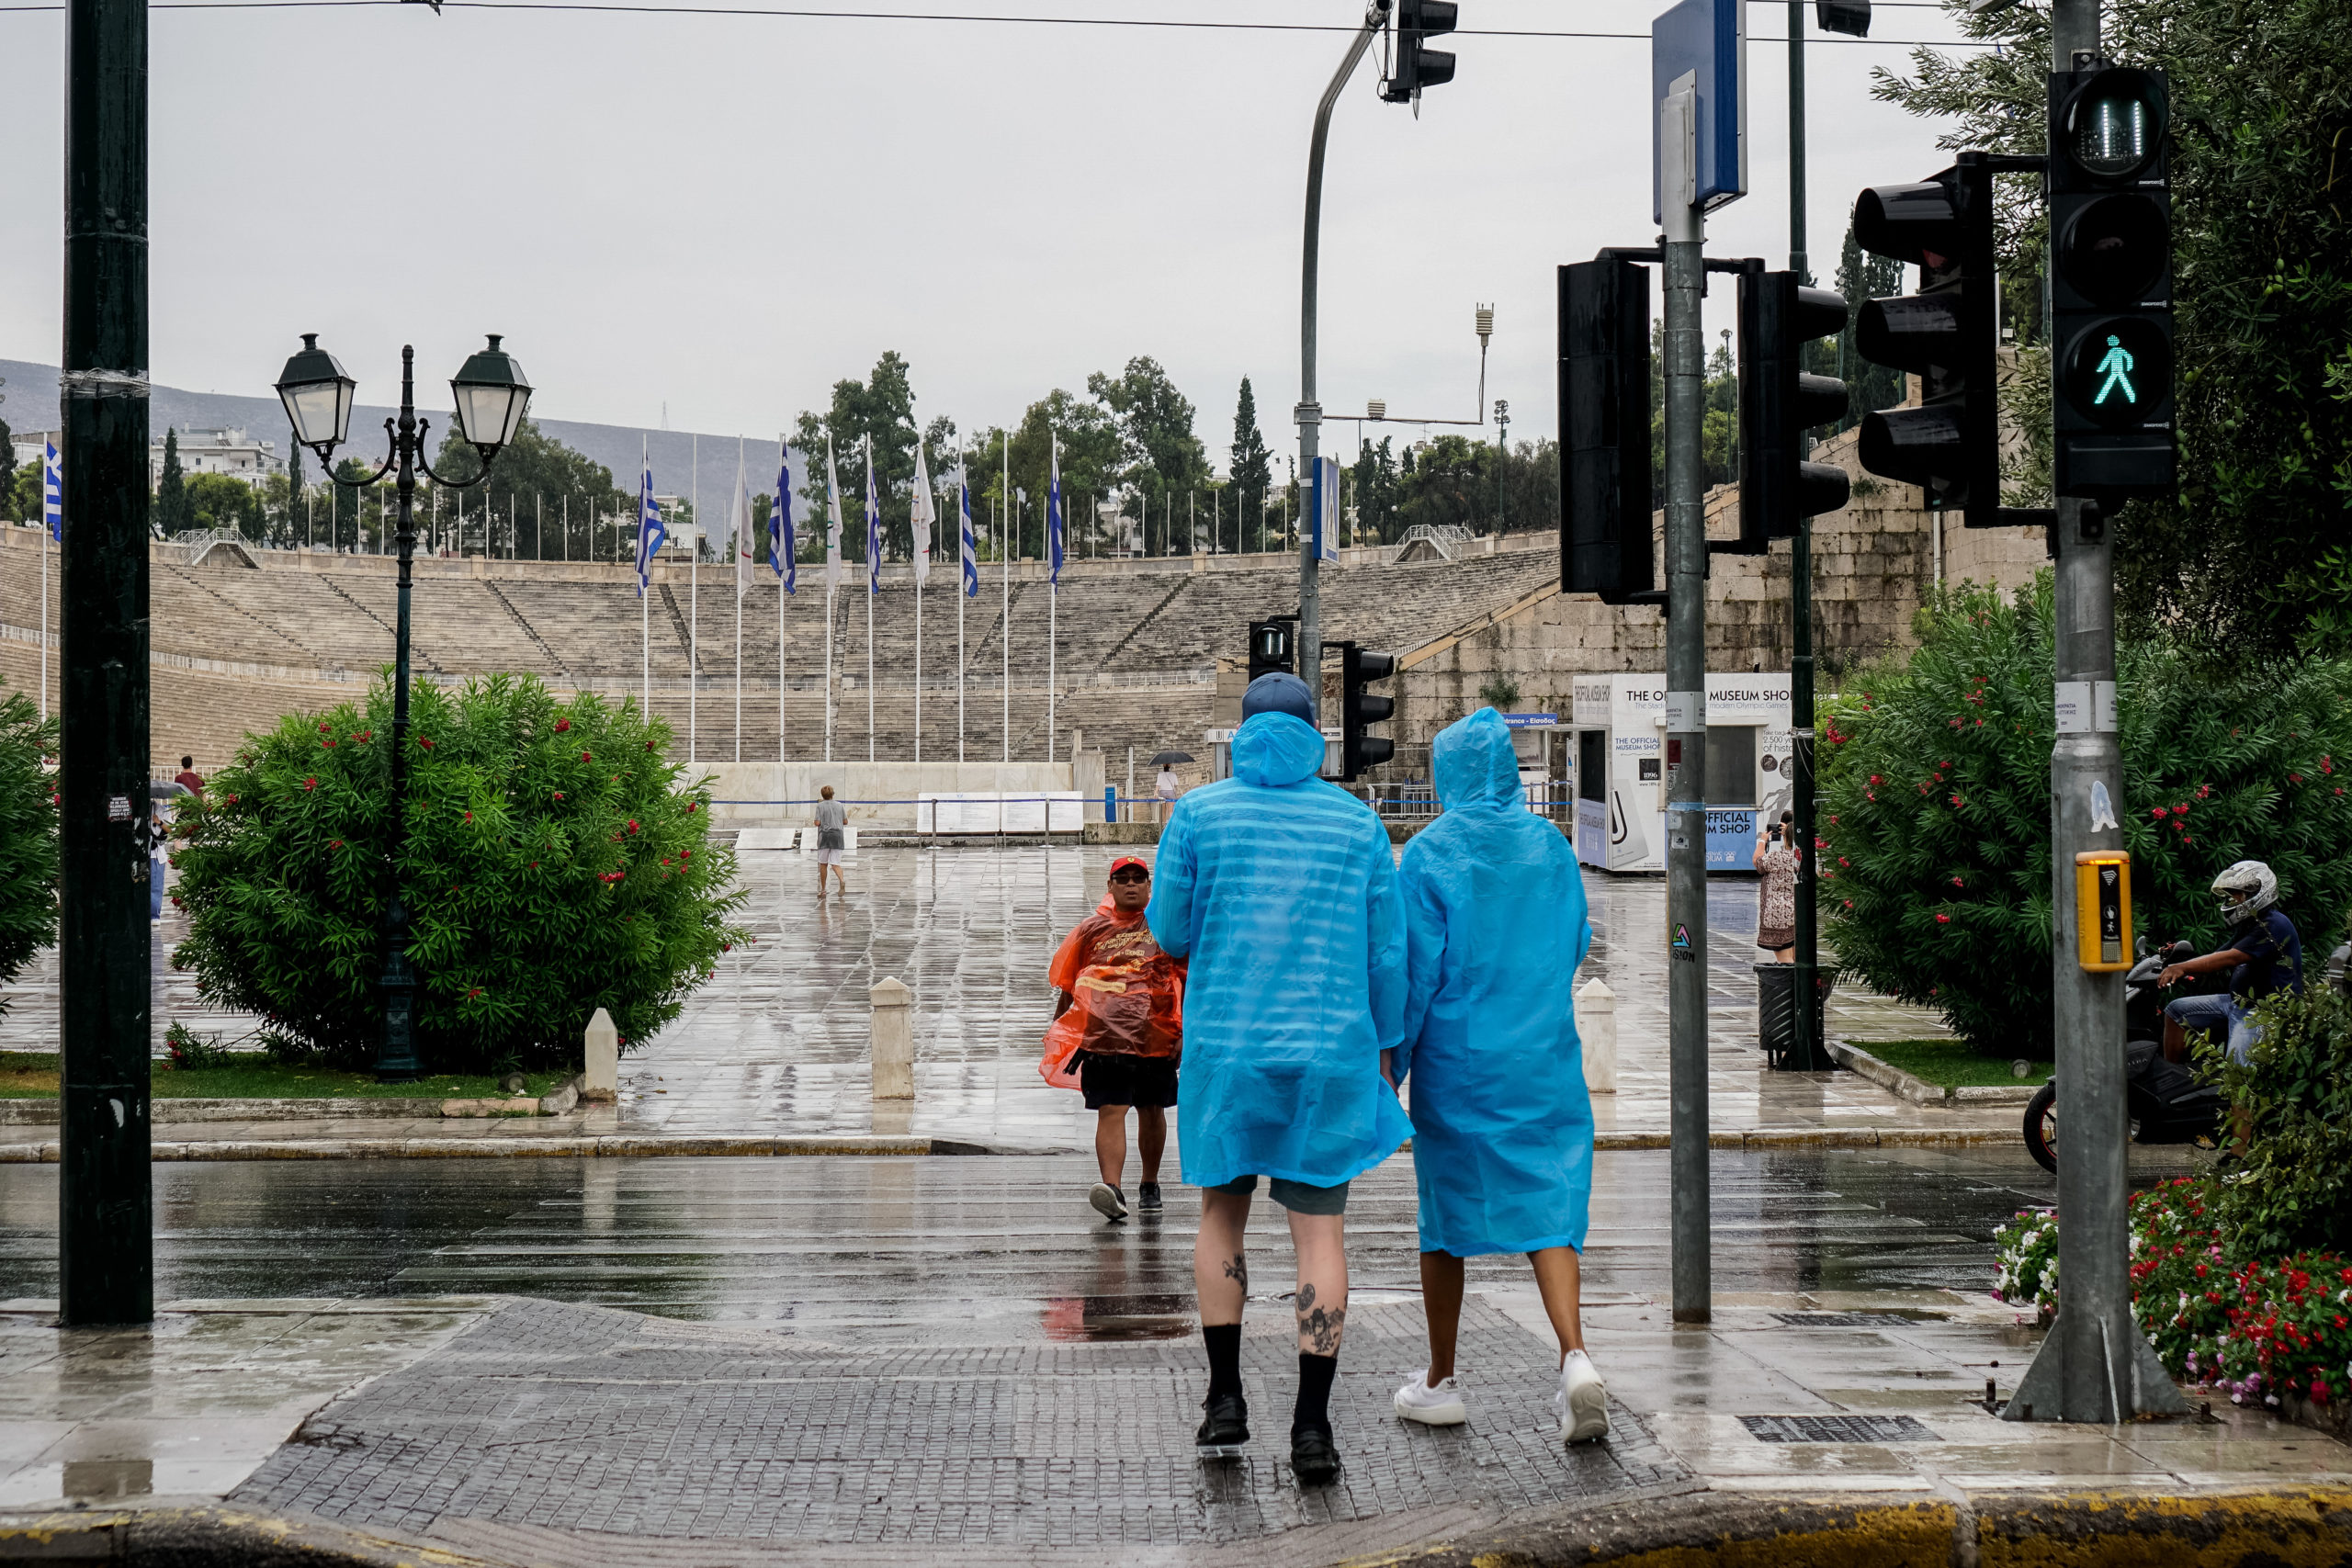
1577;977;1618;1094
870;976;915;1100
582;1007;619;1102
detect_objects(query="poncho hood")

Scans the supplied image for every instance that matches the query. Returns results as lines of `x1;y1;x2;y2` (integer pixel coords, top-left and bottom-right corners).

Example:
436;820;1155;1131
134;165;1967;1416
1433;706;1522;814
1233;711;1327;788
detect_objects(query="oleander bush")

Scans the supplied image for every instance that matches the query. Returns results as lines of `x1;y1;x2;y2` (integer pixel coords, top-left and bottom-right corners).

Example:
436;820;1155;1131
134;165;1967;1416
1817;574;2352;1056
169;673;747;1074
0;692;58;1008
2200;989;2352;1258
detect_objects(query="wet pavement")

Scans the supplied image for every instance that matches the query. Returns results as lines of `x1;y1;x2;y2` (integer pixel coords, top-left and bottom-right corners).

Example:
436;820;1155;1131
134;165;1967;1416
3;845;2011;1155
7;1145;2343;1563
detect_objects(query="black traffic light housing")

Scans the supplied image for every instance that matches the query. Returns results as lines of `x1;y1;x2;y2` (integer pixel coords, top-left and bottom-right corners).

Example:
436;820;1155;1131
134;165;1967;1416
1815;1;1870;37
1247;618;1295;685
1851;158;2001;526
1560;257;1657;603
1736;270;1852;549
2049;62;2173;498
1381;0;1457;105
1336;642;1398;782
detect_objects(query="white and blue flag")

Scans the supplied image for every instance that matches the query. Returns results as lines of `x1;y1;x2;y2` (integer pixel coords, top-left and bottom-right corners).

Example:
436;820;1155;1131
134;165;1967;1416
957;457;978;598
772;446;794;592
824;434;844;591
634;460;665;595
42;441;62;541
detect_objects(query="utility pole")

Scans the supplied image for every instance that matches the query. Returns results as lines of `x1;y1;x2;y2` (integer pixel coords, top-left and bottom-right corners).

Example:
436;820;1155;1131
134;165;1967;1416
1661;73;1711;1325
1787;0;1819;1075
1299;2;1386;729
2004;0;2186;1427
59;0;152;1325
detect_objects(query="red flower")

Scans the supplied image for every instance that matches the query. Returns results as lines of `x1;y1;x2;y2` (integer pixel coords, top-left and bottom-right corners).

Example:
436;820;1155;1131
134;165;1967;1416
319;723;332;733
1869;774;1882;786
353;730;371;742
2324;756;2335;774
646;740;656;751
1936;913;1951;924
528;861;538;869
1951;795;1965;808
1838;857;1850;867
226;794;238;805
2196;784;2211;798
463;810;473;822
1951;876;1964;887
2290;773;2304;784
553;791;565;800
581;750;593;763
626;818;640;835
420;737;435;750
467;987;483;999
686;801;698;814
322;739;336;749
303;776;317;792
721;943;731;952
555;718;572;733
2152;806;2169;818
329;840;343;850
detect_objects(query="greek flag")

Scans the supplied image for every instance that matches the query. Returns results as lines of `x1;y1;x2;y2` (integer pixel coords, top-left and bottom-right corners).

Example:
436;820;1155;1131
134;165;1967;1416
772;447;794;592
824;434;844;591
958;457;978;597
42;441;62;541
864;434;881;596
1047;434;1063;585
634;461;665;596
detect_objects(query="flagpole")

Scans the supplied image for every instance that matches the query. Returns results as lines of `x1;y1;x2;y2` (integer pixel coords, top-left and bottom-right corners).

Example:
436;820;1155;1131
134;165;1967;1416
957;456;967;764
1001;434;1010;764
734;435;744;765
639;434;650;717
690;432;699;764
777;434;789;767
865;433;876;765
39;522;49;722
915;547;923;767
1048;432;1058;767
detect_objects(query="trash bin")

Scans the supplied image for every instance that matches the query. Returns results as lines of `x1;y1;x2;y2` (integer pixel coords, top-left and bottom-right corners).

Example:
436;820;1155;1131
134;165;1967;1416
1755;964;1832;1070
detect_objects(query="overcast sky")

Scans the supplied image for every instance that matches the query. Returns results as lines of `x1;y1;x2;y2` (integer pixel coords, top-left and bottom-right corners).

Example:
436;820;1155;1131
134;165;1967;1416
0;0;1976;465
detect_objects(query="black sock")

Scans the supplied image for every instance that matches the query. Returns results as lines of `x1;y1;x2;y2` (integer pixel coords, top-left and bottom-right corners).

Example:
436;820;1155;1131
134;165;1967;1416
1204;1324;1243;1402
1294;1352;1338;1436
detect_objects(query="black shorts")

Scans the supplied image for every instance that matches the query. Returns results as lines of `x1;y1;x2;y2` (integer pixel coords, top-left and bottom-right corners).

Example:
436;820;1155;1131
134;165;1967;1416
1077;1052;1179;1110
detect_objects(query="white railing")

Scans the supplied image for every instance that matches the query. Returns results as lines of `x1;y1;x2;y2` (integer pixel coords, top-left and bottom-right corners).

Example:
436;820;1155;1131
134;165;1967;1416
1395;524;1475;561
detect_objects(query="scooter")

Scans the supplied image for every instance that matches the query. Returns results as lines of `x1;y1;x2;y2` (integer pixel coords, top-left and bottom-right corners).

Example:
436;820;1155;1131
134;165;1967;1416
2023;941;2226;1173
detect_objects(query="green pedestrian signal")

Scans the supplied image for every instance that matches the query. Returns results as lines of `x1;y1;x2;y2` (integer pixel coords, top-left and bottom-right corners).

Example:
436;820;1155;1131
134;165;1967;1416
2092;335;2136;407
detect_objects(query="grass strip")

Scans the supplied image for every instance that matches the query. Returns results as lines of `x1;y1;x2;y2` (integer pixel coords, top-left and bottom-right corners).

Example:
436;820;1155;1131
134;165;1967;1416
1859;1037;2052;1089
0;1051;568;1101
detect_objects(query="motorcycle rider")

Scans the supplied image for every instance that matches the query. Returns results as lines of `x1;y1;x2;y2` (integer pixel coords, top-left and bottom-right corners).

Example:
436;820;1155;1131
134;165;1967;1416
2159;860;2304;1067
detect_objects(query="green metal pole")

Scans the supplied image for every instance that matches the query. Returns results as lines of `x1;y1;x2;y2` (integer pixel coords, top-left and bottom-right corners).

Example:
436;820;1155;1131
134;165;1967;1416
58;0;152;1325
1788;0;1809;284
1786;0;1823;1069
376;350;424;1081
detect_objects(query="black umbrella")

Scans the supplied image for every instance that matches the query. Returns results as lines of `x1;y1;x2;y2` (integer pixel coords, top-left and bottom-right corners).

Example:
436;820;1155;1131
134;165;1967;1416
1150;750;1194;766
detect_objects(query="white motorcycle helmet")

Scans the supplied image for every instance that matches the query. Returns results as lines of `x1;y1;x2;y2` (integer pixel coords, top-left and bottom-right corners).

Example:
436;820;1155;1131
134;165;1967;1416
2211;860;2278;927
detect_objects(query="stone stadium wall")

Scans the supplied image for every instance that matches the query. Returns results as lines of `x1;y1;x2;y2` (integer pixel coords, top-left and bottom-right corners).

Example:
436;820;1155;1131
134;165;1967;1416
0;434;2041;786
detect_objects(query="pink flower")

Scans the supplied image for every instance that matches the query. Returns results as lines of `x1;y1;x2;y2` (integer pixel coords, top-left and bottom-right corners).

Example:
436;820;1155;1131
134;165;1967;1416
1936;913;1951;924
1951;876;1964;888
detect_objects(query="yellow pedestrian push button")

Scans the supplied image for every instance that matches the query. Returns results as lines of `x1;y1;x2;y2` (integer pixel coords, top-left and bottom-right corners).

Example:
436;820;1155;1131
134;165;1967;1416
2075;851;2132;972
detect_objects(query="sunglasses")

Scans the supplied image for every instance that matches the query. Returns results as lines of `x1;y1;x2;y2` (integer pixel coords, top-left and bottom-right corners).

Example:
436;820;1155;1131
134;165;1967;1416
1108;870;1149;884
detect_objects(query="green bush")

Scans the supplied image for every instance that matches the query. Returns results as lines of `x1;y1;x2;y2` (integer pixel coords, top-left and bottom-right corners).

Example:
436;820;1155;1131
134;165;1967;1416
170;674;747;1074
1817;575;2352;1055
0;692;58;1007
2202;989;2352;1259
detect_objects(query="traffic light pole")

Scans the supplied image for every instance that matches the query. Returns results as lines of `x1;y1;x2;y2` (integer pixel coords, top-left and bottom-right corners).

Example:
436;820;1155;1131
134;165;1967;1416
1297;5;1384;729
1786;0;1819;1076
2004;0;2184;1426
58;0;153;1326
1662;94;1712;1325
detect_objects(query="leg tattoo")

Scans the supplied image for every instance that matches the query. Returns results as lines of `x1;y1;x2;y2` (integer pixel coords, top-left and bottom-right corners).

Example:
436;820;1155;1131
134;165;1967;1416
1222;1254;1248;1292
1295;1282;1346;1355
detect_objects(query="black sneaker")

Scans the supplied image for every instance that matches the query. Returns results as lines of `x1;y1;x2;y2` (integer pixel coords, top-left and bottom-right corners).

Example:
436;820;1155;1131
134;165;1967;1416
1290;1424;1340;1486
1136;1182;1163;1213
1196;1392;1250;1457
1089;1182;1129;1222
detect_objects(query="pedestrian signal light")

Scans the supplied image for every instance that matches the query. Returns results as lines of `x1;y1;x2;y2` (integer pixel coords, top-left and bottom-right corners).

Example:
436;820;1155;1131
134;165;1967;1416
2049;63;2174;497
1247;619;1294;685
2074;851;2132;973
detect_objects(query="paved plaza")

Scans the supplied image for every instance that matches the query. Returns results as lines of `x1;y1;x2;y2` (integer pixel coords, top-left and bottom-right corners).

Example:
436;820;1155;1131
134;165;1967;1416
2;843;2013;1158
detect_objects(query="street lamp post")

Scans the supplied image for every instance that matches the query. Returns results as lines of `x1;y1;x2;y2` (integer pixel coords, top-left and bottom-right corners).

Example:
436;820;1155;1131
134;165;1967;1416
274;333;532;1082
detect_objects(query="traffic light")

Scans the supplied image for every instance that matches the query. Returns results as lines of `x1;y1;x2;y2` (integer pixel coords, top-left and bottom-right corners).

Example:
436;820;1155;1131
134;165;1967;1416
1560;257;1656;602
1851;159;2001;526
1815;1;1870;37
1736;270;1852;548
2049;64;2173;498
1247;619;1294;685
1381;0;1457;106
1337;643;1397;781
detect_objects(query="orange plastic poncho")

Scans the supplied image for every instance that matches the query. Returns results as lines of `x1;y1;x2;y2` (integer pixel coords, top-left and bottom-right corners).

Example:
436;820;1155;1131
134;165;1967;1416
1038;908;1186;1089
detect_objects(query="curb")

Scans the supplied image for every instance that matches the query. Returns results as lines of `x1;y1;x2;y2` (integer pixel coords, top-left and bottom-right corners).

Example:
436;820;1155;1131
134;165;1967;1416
1826;1040;2041;1108
1354;1484;2352;1568
0;1128;2007;1161
10;1486;2352;1567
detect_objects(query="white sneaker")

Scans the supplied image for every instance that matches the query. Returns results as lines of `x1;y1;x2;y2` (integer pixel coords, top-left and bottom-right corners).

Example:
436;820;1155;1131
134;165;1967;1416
1393;1370;1468;1426
1089;1182;1128;1222
1552;1349;1609;1443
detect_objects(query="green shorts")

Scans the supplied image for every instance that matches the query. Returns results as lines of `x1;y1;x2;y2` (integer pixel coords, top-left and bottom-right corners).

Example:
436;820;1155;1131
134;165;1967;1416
1206;1175;1351;1215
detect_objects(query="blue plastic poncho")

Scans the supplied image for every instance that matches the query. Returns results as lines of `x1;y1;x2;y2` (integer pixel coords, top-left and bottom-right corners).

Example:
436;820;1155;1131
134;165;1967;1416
1396;707;1596;1257
1147;710;1412;1190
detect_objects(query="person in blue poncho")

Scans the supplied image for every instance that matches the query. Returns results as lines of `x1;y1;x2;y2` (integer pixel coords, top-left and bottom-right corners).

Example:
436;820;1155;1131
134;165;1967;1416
1147;671;1411;1487
1388;706;1610;1444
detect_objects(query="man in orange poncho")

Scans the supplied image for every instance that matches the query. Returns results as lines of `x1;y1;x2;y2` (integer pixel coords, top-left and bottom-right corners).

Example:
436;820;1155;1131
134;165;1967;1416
1047;855;1185;1223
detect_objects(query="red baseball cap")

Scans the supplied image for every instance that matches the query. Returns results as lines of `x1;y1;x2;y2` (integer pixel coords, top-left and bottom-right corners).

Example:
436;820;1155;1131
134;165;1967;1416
1108;855;1150;877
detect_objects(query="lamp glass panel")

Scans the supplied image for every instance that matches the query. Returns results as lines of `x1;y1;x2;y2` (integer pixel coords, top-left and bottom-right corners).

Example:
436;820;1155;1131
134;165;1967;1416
499;385;533;446
284;381;351;447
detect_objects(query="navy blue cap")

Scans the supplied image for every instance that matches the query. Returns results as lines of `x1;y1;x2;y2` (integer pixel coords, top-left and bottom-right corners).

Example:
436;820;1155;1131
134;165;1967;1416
1241;671;1314;722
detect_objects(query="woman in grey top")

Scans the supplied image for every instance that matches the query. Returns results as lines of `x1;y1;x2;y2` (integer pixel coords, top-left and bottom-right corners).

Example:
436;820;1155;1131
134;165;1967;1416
813;785;849;898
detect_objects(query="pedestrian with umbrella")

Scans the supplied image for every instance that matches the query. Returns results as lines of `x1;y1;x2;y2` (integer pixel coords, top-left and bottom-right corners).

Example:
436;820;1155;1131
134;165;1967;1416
1152;749;1192;823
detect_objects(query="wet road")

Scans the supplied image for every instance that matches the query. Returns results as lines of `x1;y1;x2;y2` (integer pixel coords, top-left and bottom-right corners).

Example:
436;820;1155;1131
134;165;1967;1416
0;1147;2192;1338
